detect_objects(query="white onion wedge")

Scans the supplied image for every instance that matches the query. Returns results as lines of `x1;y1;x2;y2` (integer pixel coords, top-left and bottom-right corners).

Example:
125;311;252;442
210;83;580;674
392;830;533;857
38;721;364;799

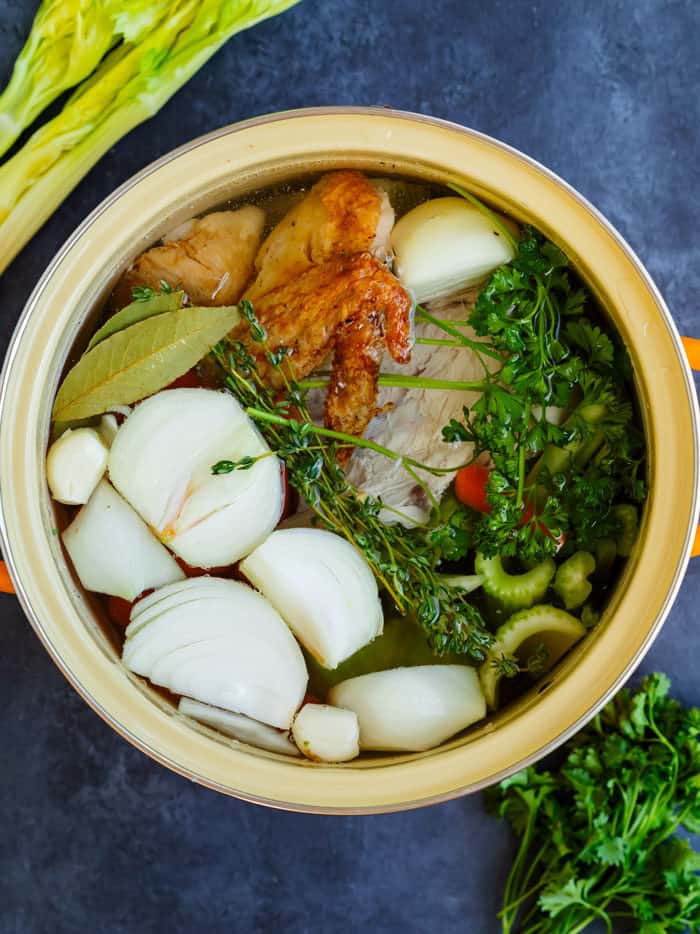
240;528;383;669
109;388;283;568
328;665;486;752
123;577;307;729
62;480;184;600
292;704;359;762
97;414;120;447
391;197;516;303
47;427;108;505
178;697;300;757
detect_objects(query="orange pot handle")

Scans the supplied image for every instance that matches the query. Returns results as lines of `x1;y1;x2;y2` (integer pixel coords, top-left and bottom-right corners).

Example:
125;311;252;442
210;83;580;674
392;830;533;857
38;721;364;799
682;338;700;557
0;560;15;594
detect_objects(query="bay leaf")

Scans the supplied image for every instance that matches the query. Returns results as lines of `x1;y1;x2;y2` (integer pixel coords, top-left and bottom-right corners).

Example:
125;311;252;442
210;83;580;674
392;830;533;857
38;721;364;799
53;304;240;422
86;290;184;351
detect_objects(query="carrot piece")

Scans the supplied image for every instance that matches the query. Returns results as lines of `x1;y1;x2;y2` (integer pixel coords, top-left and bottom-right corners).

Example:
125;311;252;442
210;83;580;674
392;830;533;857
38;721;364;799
681;336;700;371
455;462;491;513
692;526;700;559
0;561;15;594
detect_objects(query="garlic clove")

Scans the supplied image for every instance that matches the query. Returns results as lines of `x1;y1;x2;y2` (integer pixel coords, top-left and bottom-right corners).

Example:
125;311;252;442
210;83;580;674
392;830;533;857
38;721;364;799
46;427;108;505
292;703;359;762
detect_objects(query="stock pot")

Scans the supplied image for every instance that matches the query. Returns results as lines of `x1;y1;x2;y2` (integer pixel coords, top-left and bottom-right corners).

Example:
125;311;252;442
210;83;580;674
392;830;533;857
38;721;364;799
0;108;698;813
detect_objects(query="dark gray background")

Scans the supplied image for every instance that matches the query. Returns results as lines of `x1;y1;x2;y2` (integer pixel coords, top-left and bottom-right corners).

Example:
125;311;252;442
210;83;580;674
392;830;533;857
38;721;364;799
1;1;699;932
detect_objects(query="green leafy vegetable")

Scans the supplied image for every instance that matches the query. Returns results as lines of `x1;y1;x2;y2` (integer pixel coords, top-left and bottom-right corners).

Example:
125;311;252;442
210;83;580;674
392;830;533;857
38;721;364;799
0;0;301;273
614;503;639;557
489;673;700;933
53;303;240;421
442;224;646;563
428;493;477;562
0;0;176;159
210;301;493;660
86;289;184;350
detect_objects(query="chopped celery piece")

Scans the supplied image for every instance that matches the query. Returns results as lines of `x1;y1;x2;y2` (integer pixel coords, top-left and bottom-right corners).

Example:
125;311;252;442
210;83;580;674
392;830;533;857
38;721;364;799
474;552;555;612
554;551;595;610
613;504;638;557
479;604;586;709
580;604;600;629
595;537;617;583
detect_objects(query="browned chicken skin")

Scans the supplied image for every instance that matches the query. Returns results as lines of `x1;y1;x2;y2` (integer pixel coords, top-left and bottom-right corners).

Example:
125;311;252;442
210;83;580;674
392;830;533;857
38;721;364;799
246;170;394;303
241;171;412;443
236;253;412;443
114;170;412;445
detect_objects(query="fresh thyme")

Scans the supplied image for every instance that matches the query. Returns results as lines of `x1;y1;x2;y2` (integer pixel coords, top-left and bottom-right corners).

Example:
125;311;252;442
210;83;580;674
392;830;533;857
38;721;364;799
209;301;493;660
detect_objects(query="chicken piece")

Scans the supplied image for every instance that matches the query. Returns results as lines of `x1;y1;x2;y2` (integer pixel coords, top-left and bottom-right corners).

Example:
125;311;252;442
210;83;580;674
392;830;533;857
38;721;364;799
114;206;265;308
345;288;501;524
235;253;412;442
245;171;394;304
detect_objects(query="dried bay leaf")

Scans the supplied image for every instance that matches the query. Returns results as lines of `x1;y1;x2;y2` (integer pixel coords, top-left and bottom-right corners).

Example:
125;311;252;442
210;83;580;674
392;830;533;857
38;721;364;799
53;304;240;422
86;290;185;351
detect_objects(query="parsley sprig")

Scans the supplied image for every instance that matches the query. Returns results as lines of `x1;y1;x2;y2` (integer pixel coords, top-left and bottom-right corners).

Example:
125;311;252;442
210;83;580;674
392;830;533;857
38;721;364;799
210;302;492;659
490;674;700;933
443;226;646;562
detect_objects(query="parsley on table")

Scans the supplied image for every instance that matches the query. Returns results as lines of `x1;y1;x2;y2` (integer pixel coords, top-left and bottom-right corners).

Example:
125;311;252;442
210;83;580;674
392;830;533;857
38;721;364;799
489;674;700;933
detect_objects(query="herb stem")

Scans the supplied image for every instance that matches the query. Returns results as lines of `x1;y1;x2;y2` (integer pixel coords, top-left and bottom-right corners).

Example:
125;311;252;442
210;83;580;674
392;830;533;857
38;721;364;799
415;304;503;360
415;336;469;348
448;183;518;251
245;407;459;476
300;373;489;393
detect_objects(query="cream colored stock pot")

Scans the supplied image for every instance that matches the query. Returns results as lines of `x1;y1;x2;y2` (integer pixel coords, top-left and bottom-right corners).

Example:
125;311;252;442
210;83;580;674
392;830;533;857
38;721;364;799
0;108;697;813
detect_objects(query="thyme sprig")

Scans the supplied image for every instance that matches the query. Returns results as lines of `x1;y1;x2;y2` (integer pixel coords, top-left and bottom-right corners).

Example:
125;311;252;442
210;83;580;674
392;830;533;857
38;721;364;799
209;301;493;660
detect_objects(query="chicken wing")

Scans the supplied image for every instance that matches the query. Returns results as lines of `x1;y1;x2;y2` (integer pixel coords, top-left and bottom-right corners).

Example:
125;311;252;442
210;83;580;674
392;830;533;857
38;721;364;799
236;253;412;441
245;170;394;303
114;206;265;308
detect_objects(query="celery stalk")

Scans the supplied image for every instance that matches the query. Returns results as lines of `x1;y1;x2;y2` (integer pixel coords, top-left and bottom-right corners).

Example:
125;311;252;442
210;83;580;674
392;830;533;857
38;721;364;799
0;0;176;159
0;0;301;274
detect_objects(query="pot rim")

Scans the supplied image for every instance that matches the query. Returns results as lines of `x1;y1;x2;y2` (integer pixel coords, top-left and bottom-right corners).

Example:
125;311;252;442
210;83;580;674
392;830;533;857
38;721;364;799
1;106;698;813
